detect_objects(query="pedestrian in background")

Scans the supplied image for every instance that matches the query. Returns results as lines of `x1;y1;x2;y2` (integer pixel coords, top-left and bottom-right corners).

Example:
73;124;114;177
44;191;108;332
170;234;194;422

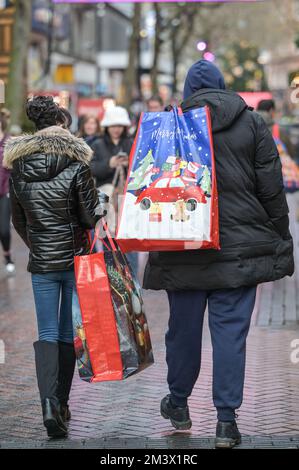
90;106;132;188
3;96;100;438
144;59;294;448
146;95;164;113
90;106;139;275
257;98;295;160
257;99;299;220
0;108;15;274
77;114;101;147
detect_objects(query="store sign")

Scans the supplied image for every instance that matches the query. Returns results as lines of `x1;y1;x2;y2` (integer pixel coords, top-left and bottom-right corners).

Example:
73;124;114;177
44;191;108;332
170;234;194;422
237;92;273;109
77;98;115;120
54;64;74;84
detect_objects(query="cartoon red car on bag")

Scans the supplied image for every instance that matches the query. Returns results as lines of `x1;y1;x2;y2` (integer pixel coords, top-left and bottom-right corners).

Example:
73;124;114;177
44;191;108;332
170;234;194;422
134;157;208;212
135;174;207;212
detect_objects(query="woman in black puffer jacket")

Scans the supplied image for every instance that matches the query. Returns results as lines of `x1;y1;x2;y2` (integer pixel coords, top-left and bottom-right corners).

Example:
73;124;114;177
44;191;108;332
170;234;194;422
3;96;100;438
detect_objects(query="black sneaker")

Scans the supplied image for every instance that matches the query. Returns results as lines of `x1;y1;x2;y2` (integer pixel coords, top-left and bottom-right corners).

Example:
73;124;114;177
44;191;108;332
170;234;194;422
160;394;192;430
215;420;241;449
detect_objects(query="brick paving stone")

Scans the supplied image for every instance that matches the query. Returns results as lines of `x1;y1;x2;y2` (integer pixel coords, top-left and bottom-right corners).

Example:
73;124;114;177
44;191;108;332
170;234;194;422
0;224;299;449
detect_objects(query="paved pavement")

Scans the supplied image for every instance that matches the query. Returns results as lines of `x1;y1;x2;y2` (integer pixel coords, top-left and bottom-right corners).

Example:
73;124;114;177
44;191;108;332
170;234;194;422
1;436;299;449
0;195;299;449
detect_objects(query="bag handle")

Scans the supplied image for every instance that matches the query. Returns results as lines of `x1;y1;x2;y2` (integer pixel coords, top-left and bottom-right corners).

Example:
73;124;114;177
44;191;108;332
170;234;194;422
111;165;121;188
171;106;183;117
86;227;109;251
90;218;117;253
172;106;185;158
112;163;126;189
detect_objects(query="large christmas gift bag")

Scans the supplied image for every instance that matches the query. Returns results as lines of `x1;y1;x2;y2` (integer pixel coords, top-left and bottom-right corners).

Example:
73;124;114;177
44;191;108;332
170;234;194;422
116;106;219;252
72;223;154;383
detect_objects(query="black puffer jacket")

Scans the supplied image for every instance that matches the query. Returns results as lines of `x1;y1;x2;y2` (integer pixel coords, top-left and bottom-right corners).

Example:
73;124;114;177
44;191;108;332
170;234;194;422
3;126;100;273
143;89;294;291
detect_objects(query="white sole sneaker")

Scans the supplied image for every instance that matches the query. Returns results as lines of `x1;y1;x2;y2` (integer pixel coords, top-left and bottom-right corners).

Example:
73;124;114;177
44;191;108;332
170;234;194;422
5;263;16;274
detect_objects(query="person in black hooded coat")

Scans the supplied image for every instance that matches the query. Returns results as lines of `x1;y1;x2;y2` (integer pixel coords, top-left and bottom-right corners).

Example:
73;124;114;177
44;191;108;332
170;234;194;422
145;60;294;448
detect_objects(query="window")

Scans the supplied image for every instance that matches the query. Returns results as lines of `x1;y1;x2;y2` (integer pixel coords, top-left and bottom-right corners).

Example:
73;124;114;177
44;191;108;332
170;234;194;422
155;178;169;188
169;178;185;188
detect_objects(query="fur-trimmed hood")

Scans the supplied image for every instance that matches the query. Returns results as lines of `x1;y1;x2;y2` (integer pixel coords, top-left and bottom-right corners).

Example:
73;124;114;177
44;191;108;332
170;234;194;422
3;126;93;169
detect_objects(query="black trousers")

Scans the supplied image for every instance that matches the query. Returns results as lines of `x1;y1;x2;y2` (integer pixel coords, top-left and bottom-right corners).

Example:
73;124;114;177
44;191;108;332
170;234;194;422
0;194;11;253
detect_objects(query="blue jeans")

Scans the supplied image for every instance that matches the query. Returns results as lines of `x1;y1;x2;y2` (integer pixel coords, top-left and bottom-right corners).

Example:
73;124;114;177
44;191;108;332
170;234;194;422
126;252;139;277
31;271;75;343
166;286;257;421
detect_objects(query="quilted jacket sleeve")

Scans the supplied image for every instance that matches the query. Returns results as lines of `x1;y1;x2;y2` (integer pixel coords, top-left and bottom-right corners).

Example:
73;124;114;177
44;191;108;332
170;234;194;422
254;114;291;239
10;179;29;247
76;163;101;229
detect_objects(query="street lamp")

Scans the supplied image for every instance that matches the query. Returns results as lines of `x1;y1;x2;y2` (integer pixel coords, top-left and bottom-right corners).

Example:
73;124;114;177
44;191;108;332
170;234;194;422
196;41;207;52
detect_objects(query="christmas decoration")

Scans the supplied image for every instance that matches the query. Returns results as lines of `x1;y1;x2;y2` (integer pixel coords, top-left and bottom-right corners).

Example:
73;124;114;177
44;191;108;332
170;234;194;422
200;166;211;196
218;42;268;91
171;199;190;222
183;161;201;179
149;203;162;222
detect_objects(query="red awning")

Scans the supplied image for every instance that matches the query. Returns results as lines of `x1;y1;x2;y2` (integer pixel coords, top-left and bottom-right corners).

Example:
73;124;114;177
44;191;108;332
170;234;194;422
238;92;273;109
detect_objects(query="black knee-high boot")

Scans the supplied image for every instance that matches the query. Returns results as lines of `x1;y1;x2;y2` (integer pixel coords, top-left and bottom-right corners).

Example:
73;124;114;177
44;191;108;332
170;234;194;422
56;341;76;422
34;340;67;438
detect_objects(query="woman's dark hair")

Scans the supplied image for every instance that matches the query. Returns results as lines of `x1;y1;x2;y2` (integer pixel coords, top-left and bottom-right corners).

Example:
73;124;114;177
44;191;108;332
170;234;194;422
257;99;276;112
59;107;72;129
147;95;163;106
104;126;128;142
26;95;72;130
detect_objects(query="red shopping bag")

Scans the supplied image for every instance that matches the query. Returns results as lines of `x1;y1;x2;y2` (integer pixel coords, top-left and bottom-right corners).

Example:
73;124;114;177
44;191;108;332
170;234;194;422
116;106;219;252
275;138;299;193
73;221;154;383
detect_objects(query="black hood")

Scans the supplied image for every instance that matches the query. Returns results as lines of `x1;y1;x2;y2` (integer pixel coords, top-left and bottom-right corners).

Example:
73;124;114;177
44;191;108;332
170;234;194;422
181;89;248;132
183;59;226;100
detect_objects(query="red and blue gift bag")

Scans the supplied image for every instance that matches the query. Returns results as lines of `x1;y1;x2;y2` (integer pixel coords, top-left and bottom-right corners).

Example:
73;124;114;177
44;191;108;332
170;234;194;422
116;106;219;252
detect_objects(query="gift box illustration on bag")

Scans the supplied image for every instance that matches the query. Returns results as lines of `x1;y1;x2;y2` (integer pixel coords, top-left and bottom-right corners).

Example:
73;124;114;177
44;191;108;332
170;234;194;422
117;106;219;252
